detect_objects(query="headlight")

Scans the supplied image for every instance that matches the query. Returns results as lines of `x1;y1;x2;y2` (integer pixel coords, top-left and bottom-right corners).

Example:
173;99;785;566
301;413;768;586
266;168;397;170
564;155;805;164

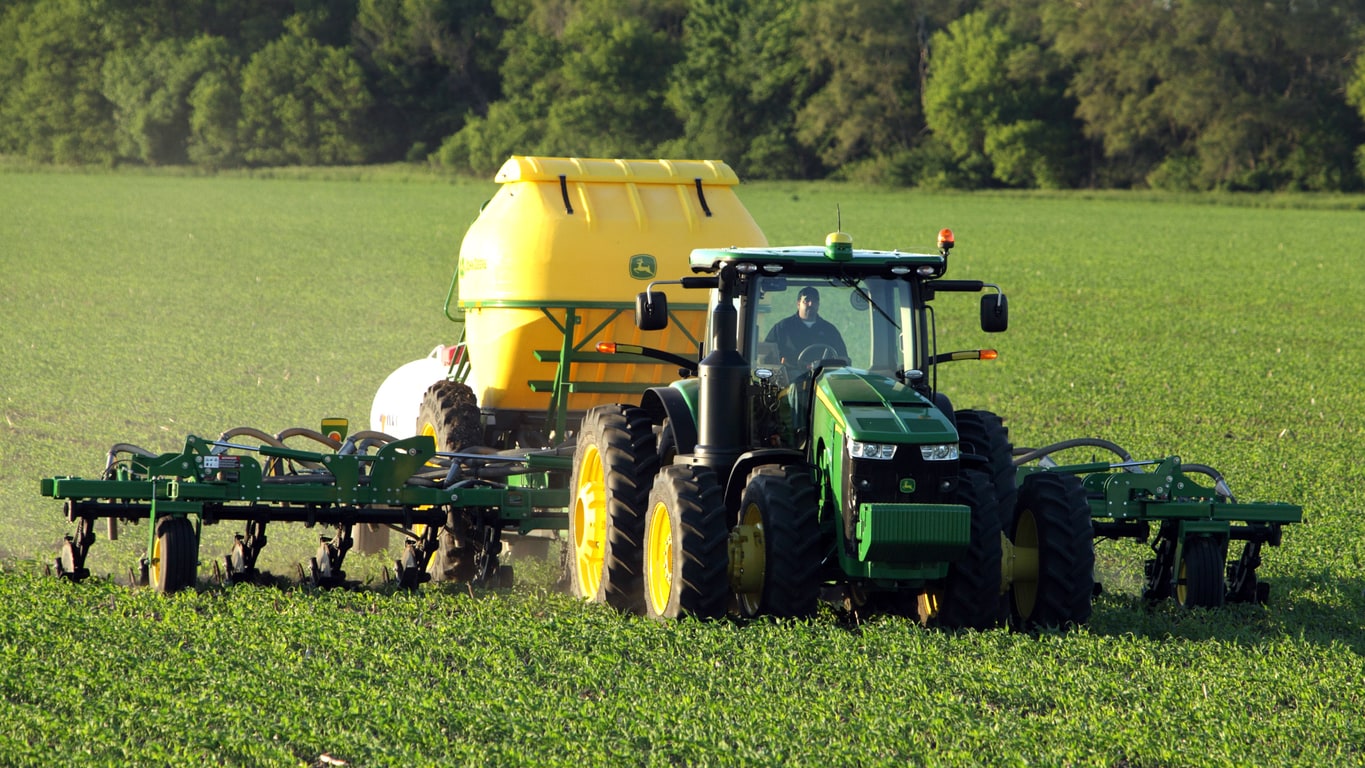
919;443;959;461
847;438;897;460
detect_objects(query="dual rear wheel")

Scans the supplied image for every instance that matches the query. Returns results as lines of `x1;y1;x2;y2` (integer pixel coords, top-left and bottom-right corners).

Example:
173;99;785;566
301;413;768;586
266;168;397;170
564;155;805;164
641;465;729;620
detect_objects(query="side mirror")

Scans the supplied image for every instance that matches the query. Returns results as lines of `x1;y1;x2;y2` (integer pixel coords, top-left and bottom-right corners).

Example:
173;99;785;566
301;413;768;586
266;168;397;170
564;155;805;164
980;293;1008;333
636;291;669;331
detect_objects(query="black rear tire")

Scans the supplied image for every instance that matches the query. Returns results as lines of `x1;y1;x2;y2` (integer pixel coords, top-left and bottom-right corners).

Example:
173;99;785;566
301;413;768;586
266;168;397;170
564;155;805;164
642;464;729;620
955;409;1016;518
568;404;659;612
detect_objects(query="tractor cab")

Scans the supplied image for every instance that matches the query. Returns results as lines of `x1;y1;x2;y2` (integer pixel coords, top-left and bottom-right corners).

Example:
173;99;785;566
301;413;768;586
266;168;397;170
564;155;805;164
635;230;1009;460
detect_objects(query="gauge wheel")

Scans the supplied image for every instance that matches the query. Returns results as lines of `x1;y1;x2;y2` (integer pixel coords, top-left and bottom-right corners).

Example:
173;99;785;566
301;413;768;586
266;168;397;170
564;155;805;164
150;516;198;594
1175;536;1226;609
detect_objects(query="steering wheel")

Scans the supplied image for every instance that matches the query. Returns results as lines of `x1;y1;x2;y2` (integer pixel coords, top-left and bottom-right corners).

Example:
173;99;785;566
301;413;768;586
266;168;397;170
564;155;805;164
796;343;840;367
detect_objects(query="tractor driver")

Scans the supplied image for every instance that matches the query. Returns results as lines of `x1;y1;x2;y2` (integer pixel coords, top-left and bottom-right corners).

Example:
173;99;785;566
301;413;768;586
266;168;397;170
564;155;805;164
764;286;847;366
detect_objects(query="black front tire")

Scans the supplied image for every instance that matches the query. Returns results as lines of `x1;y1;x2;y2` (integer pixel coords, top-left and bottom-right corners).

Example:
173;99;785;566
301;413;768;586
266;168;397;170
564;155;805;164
642;464;729;620
733;464;821;619
418;380;483;452
429;511;501;584
935;468;1005;630
1010;473;1094;629
418;381;487;582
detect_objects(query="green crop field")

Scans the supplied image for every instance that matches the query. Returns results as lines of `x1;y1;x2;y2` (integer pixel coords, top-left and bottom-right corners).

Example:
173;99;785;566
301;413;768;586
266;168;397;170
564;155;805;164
1;168;1363;766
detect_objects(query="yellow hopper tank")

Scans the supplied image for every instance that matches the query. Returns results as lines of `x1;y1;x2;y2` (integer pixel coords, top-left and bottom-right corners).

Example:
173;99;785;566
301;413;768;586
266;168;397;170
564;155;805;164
456;156;767;421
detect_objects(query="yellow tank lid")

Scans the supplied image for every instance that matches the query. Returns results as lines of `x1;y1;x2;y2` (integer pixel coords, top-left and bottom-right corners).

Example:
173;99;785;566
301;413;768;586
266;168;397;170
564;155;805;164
494;156;741;186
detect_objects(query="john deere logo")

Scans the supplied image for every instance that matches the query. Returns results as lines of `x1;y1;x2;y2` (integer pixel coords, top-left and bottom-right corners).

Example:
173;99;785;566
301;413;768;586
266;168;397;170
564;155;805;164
630;254;657;280
899;478;916;494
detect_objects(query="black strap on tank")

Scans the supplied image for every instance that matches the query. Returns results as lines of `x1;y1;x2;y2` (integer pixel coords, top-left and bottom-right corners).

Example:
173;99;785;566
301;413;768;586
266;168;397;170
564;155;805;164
694;178;712;217
559;175;574;214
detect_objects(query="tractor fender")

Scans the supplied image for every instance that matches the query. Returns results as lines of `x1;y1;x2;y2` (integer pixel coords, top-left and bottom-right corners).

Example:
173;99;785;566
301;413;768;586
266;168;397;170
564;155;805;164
640;385;698;454
722;448;808;524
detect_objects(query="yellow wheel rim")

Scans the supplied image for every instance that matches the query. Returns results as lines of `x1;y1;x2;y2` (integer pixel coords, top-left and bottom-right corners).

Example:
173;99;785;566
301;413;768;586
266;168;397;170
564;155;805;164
1012;508;1039;619
413;420;441;531
733;501;766;616
150;531;164;588
645;501;673;615
1176;553;1189;605
571;444;607;598
917;591;938;625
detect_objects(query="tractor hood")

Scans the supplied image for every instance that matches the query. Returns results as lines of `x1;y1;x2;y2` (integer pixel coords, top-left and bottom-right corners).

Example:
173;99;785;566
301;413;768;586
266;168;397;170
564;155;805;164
813;369;957;445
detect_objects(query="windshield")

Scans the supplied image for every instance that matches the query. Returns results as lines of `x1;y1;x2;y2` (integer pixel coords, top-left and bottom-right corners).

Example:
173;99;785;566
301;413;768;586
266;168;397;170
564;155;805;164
748;275;916;375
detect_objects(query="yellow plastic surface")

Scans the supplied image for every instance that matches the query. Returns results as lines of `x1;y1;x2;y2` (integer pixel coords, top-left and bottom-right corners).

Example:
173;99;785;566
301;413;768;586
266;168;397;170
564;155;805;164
458;156;767;413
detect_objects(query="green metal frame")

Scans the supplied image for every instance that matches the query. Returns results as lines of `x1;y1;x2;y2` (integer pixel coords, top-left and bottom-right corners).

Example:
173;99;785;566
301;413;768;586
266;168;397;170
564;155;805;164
1017;456;1302;528
450;298;706;440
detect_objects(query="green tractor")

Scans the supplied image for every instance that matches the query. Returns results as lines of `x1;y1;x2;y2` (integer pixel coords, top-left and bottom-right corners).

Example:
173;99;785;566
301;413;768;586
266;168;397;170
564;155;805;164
568;230;1095;629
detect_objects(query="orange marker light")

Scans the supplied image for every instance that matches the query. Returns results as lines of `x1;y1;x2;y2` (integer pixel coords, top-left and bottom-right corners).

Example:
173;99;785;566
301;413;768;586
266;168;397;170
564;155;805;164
937;228;955;250
980;349;998;360
598;341;644;355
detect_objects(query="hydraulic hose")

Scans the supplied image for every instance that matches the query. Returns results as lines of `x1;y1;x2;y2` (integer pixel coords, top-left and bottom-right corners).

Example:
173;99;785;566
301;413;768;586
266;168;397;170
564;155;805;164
102;443;158;479
1012;438;1134;467
1179;463;1236;502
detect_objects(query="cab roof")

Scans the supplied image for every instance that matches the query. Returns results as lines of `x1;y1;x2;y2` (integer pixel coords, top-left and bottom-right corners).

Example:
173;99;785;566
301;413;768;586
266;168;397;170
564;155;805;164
688;244;945;278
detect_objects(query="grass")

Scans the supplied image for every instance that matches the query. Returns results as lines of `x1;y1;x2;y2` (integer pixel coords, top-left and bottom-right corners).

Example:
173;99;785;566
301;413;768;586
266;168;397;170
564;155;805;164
2;167;1364;766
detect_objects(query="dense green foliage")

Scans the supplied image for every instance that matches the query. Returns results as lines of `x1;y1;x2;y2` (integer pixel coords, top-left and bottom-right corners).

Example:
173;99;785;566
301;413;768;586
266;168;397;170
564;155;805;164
2;571;1362;767
2;170;1363;765
3;0;1365;190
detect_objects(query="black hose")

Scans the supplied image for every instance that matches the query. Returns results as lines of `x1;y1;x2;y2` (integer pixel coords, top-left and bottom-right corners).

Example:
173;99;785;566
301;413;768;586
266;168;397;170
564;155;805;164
1179;463;1235;503
103;443;157;479
218;426;285;448
1012;438;1134;466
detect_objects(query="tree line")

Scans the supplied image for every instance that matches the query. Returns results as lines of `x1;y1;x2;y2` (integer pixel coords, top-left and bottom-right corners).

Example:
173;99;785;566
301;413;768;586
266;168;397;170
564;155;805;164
4;0;1365;191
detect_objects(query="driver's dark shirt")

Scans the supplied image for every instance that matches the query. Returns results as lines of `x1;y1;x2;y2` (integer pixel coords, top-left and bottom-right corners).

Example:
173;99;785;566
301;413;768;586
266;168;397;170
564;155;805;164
764;314;847;363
